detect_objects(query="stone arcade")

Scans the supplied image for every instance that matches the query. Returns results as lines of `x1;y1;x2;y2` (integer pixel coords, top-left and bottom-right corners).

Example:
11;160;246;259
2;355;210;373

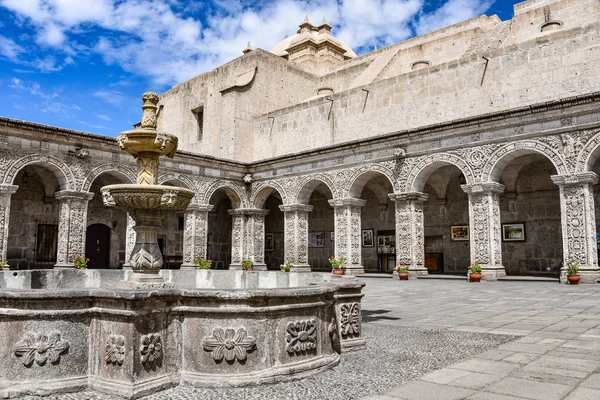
2;0;600;284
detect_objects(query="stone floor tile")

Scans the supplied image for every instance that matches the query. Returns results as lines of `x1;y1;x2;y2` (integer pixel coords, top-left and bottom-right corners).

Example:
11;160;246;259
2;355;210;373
446;372;502;390
563;387;600;400
476;349;516;361
502;352;541;364
496;342;559;354
485;376;572;400
512;366;585;386
580;373;600;389
527;355;600;373
419;368;472;384
450;358;520;376
467;392;532;400
361;396;399;400
382;381;474;400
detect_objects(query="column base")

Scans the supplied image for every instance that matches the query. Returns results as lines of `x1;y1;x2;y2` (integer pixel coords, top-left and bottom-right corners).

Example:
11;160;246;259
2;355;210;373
54;262;75;269
291;264;311;273
344;265;364;275
120;272;174;289
180;263;197;270
560;266;599;284
412;267;429;277
482;265;506;282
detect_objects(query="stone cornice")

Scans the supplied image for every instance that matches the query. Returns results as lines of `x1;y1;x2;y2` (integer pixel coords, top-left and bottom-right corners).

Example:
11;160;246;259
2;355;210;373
228;208;270;216
461;182;506;195
388;192;429;203
551;172;600;186
279;204;314;213
54;191;95;201
0;185;19;195
186;203;214;212
328;198;367;208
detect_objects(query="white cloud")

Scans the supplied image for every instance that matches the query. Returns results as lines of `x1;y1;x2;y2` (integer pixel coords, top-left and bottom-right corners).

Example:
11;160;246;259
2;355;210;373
0;35;24;61
93;90;128;106
97;114;111;121
1;0;493;85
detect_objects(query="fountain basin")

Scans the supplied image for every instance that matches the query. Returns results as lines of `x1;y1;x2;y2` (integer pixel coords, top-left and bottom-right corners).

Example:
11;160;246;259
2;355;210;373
0;270;365;399
117;129;178;159
101;184;194;214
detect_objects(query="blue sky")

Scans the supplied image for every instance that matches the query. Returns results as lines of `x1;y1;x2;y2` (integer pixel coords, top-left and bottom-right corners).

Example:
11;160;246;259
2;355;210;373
0;0;520;137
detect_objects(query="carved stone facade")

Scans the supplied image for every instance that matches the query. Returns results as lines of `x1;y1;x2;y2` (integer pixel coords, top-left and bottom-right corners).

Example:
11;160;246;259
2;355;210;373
2;0;600;282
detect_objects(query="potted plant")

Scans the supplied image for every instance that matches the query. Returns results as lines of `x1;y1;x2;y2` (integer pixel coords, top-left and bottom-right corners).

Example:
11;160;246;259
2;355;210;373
0;259;8;270
469;261;482;282
194;257;212;269
241;259;254;271
567;257;580;285
329;256;346;275
393;264;409;280
280;259;294;272
72;254;89;269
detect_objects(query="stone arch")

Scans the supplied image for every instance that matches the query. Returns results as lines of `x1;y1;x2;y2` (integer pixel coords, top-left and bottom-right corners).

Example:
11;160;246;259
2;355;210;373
483;141;568;183
82;164;136;191
4;154;74;190
576;129;600;172
158;173;195;190
347;166;395;199
204;181;246;208
404;153;475;192
250;181;287;208
295;174;337;204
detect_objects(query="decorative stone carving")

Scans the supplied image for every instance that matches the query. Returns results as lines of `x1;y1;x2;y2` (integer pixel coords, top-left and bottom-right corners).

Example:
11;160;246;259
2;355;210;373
389;192;428;277
329;198;366;275
181;203;214;268
202;328;256;362
0;185;18;265
54;191;94;268
328;317;341;354
139;333;163;365
279;204;314;272
13;331;70;367
286;319;317;354
552;173;600;284
3;154;76;190
105;335;126;366
461;182;506;280
227;208;268;269
399;153;475;192
339;303;360;339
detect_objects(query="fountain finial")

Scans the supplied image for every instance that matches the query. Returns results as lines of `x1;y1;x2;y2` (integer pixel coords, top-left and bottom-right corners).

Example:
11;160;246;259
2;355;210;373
141;91;159;129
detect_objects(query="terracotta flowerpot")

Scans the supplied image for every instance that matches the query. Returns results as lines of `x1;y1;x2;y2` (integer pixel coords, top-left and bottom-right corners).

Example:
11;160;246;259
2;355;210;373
332;269;344;275
281;270;289;273
469;273;482;282
568;275;580;285
398;272;409;280
245;267;253;271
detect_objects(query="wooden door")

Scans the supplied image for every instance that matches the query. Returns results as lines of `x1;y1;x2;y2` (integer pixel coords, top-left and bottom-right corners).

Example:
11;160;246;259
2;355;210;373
85;224;110;269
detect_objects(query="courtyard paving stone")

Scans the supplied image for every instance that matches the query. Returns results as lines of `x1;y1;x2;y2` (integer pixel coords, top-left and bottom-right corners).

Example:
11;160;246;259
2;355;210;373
16;278;600;399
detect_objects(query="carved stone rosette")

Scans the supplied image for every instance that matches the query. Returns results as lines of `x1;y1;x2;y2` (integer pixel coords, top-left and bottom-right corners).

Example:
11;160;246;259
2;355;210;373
339;303;361;339
0;184;18;267
54;190;94;268
202;327;256;363
105;334;126;366
389;192;429;278
279;204;314;272
286;319;317;354
181;203;214;268
227;208;269;270
552;173;600;284
139;333;163;365
461;182;506;281
329;198;366;275
13;331;70;367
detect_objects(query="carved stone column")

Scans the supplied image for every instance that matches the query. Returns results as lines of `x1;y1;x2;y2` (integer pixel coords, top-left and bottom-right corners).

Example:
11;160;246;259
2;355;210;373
181;203;214;269
552;173;599;284
228;208;269;270
461;183;505;281
0;185;18;269
54;191;94;268
279;204;313;272
389;192;429;279
328;198;367;276
123;213;135;269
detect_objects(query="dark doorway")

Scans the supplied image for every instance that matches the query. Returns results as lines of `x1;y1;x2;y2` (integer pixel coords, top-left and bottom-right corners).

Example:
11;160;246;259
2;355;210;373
86;224;111;269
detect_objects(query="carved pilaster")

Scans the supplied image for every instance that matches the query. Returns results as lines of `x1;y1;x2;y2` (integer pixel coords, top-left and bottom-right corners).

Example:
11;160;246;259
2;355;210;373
0;185;18;269
328;198;366;276
279;204;313;272
552;173;599;284
54;191;94;268
389;192;429;279
123;213;136;268
181;204;214;269
461;183;506;281
228;208;269;270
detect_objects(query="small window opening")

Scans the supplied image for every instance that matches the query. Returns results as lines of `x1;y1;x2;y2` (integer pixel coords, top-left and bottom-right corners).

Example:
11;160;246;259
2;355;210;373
192;106;204;141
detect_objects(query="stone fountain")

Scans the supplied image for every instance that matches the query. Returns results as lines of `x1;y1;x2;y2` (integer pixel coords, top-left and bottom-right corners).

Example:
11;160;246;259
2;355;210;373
0;92;365;399
101;91;194;288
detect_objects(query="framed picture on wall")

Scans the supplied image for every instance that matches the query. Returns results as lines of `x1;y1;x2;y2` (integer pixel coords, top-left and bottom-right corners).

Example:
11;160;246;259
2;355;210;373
450;225;469;241
265;233;274;251
502;223;525;242
330;231;335;242
309;232;325;248
362;229;374;247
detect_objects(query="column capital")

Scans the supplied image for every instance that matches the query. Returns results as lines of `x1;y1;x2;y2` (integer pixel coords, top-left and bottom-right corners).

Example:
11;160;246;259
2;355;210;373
551;172;599;187
228;208;269;217
328;198;367;208
54;190;94;202
279;203;314;213
187;203;214;212
0;185;18;195
461;182;505;195
389;192;429;203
